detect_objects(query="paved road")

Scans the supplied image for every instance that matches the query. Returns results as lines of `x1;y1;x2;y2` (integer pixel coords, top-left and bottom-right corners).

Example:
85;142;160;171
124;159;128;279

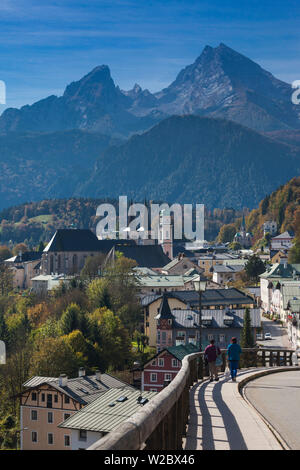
258;317;291;349
244;371;300;449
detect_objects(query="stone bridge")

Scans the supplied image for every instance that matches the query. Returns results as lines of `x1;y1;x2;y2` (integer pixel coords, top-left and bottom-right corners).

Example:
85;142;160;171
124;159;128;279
88;348;299;451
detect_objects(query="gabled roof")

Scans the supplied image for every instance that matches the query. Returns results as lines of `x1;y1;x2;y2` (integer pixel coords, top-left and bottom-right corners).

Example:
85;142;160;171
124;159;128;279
108;244;171;268
58;388;157;433
213;264;245;273
172;308;261;329
5;251;42;263
260;263;300;280
141;288;255;308
44;229;136;253
22;373;135;405
156;293;174;320
167;343;199;361
143;343;199;368
272;231;294;240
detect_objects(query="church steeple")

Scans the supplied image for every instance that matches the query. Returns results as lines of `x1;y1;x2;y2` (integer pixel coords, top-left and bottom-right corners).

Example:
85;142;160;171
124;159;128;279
156;293;174;351
241;212;246;232
157;293;174;320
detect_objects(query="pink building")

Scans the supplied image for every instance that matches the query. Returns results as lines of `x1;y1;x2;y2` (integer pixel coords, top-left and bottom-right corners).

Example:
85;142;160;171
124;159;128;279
142;343;198;392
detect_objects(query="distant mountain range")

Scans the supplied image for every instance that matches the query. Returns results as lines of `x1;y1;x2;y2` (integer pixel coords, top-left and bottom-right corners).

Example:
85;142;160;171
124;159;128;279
0;43;299;210
76;115;300;209
1;43;299;137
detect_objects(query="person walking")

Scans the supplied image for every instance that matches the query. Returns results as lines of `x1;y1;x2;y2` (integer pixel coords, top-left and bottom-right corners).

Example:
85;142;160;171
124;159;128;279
227;337;242;382
204;339;221;382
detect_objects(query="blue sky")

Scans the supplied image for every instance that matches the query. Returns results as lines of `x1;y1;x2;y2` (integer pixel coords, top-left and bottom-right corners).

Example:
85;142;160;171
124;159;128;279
0;0;300;111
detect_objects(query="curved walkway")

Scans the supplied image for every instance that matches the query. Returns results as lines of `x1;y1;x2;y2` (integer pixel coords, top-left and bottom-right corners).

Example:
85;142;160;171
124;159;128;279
184;368;284;450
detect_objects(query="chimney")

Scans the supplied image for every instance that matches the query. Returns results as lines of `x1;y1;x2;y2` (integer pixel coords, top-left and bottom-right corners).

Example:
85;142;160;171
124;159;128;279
95;370;101;381
59;374;68;387
78;367;86;377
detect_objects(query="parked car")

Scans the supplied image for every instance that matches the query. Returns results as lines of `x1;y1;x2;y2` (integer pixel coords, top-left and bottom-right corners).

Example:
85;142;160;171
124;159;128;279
264;332;272;340
256;333;263;340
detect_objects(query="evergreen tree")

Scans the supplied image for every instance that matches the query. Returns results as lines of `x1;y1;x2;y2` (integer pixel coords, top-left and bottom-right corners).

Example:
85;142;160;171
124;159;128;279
60;303;84;335
245;255;266;283
240;308;254;348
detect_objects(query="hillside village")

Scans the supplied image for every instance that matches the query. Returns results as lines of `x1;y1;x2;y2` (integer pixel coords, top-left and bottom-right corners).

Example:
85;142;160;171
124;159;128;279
0;201;299;450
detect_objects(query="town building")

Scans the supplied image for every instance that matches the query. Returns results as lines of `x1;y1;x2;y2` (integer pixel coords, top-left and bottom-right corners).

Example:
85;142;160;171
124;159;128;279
260;263;300;313
155;293;260;352
286;298;300;350
105;243;171;269
58;388;156;450
160;253;203;276
30;273;75;296
262;221;277;236
196;253;240;277
270;231;294;251
4;251;42;289
212;264;245;285
142;343;198;392
18;368;135;450
41;229;137;275
142;288;257;348
233;215;253;248
135;270;209;296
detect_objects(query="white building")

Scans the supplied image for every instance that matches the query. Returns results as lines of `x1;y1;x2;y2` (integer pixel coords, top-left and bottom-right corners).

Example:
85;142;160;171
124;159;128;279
271;232;294;251
263;221;277;236
59;388;156;450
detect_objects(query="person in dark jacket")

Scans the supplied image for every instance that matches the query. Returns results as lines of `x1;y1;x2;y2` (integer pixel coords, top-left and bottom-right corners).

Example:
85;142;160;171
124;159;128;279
204;339;221;382
227;337;242;382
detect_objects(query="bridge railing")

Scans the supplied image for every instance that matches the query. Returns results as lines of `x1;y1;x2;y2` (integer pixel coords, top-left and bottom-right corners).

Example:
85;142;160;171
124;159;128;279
88;347;297;451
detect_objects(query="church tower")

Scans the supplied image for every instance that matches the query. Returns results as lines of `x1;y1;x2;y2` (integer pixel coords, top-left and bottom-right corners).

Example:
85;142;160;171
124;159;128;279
156;293;174;352
158;209;173;259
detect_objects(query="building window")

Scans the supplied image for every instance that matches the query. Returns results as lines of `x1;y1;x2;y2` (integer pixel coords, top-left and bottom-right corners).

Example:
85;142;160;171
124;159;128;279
31;392;37;401
32;431;37;443
47;394;53;408
150;388;157;392
79;430;87;441
54;394;58;403
48;433;54;445
208;334;214;341
41;393;45;402
164;373;172;381
219;334;226;343
172;359;179;368
64;413;71;421
158;358;164;367
48;412;53;423
150;373;157;382
151;359;157;366
64;435;70;447
65;396;70;404
31;410;37;421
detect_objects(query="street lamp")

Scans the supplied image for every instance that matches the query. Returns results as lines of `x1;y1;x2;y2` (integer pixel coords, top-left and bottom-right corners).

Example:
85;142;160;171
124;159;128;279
193;278;207;351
